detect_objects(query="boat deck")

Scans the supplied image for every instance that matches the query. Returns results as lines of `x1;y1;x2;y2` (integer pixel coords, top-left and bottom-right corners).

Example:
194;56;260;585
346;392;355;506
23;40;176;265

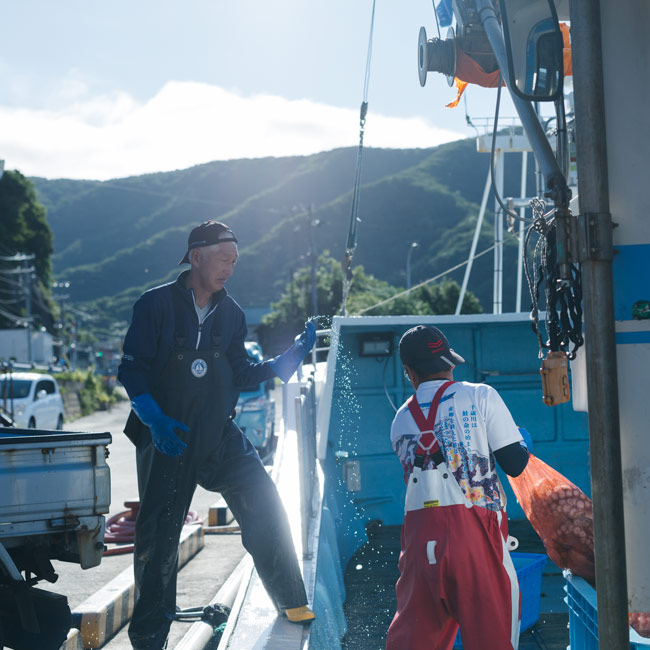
342;519;569;650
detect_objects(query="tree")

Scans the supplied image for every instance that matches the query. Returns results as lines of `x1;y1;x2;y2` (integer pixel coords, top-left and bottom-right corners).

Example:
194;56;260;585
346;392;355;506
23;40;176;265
258;252;343;351
0;170;55;329
257;252;482;353
347;277;482;317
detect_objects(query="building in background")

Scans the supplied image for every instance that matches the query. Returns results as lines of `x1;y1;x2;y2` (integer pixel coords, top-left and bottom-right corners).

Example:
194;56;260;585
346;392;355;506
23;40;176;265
0;329;54;365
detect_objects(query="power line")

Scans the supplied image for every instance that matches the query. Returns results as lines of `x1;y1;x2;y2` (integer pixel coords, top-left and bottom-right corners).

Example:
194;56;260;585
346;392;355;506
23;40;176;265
0;242;23;257
0;304;30;325
0;275;23;288
0;253;35;262
1;266;35;275
353;238;514;315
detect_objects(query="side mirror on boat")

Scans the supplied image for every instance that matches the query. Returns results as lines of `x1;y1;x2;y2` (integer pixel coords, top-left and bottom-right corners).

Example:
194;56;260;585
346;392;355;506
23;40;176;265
498;0;564;101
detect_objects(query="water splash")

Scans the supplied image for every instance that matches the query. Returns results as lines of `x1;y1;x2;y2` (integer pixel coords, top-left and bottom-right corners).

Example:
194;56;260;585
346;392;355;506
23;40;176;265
340;272;353;317
331;329;361;458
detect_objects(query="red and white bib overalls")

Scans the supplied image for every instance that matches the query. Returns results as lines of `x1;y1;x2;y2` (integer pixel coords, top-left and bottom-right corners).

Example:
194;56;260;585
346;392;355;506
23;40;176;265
385;381;521;650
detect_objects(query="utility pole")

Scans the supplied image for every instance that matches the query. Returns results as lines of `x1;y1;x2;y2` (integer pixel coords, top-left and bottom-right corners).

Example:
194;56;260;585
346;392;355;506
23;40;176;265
0;253;36;364
307;205;320;319
289;266;296;316
23;258;32;365
72;318;78;371
52;282;71;367
303;204;322;368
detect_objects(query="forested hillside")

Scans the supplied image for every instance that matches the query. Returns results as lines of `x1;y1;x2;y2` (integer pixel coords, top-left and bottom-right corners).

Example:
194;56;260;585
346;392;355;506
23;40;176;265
0;171;55;330
32;137;531;326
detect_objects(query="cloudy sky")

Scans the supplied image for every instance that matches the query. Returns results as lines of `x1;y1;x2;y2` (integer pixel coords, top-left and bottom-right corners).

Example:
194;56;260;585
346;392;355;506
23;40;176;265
0;1;519;180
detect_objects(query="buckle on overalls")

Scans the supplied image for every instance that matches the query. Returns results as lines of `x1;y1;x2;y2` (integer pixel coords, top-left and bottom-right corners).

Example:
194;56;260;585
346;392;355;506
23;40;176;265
415;431;444;470
417;431;436;452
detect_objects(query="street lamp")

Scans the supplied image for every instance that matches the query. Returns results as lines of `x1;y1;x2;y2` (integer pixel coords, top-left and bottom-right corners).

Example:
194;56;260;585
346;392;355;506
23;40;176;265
406;242;419;290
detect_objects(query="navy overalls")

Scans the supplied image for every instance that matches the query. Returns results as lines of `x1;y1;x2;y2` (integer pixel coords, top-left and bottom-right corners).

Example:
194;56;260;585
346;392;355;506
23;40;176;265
125;291;306;649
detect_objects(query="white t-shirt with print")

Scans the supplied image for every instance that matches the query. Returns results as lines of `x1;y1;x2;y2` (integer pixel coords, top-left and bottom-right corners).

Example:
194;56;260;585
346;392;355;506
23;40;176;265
391;379;523;511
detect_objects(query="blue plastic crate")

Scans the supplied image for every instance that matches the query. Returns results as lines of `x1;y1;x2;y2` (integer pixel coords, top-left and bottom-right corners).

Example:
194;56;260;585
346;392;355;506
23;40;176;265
565;574;650;649
453;552;547;649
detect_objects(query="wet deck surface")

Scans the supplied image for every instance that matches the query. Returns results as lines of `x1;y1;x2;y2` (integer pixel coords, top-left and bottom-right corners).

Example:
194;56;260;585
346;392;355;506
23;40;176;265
342;519;569;650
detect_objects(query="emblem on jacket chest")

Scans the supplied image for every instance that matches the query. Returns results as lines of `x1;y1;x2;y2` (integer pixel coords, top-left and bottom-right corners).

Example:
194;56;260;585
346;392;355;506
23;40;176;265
191;358;208;378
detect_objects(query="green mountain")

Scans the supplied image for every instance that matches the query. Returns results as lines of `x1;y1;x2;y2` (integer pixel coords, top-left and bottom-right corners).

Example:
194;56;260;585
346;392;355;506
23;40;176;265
32;137;530;328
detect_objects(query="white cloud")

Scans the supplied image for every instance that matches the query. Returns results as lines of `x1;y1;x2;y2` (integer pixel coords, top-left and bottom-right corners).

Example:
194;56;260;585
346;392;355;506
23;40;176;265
0;81;464;180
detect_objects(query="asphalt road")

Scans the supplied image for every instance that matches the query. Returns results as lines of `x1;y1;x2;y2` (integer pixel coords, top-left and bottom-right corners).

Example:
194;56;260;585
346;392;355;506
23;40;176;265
48;400;251;649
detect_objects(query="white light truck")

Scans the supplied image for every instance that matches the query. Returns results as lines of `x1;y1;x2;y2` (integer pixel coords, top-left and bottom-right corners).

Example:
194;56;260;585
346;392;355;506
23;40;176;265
0;427;111;649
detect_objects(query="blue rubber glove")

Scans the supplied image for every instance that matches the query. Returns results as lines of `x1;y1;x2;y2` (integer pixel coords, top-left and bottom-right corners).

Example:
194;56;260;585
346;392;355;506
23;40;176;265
518;427;533;454
268;321;317;383
131;393;189;457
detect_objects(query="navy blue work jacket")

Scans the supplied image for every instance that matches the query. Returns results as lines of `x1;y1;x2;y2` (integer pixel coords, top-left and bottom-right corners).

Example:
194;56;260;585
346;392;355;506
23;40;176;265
118;271;274;399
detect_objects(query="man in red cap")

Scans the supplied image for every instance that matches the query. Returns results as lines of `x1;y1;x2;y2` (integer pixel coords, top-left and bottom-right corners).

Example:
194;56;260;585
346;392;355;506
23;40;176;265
119;221;316;650
385;325;531;650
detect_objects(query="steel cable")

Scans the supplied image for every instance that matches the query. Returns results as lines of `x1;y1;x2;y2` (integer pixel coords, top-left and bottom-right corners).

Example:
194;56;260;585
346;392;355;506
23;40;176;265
340;0;377;316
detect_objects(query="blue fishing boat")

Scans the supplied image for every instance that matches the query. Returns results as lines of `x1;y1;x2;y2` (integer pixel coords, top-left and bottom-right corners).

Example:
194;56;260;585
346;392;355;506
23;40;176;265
208;1;650;649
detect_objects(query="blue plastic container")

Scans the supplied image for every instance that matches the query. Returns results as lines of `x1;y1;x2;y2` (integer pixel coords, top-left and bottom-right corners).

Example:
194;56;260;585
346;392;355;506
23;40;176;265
453;552;547;649
565;574;650;649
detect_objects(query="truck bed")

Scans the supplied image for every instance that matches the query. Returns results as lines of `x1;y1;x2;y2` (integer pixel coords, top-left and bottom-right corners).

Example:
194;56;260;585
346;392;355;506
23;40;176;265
0;428;113;648
0;429;111;543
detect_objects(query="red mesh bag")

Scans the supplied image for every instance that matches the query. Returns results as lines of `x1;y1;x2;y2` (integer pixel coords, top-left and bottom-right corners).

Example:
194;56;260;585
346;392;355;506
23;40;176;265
508;454;595;584
509;455;650;638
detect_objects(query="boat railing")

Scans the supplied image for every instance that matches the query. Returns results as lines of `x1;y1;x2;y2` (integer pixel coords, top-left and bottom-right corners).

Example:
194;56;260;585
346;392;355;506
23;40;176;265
292;327;330;556
311;327;332;368
294;372;317;558
296;328;331;383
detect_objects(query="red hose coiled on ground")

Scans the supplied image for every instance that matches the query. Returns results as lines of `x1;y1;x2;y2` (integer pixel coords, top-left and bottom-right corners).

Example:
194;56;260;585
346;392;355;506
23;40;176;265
103;500;202;556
